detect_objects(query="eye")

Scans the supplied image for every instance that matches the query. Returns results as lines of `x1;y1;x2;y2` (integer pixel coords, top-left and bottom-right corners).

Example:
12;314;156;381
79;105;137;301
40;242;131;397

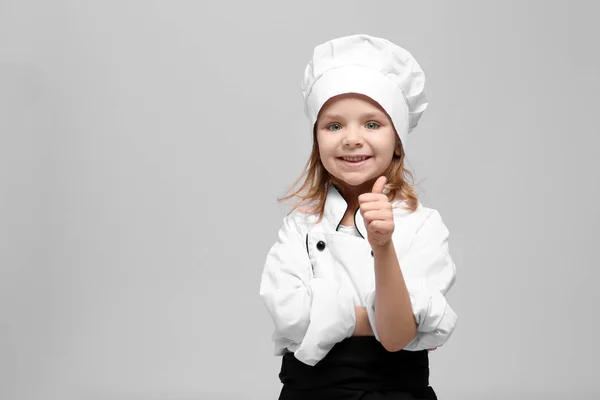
365;121;380;130
326;123;342;131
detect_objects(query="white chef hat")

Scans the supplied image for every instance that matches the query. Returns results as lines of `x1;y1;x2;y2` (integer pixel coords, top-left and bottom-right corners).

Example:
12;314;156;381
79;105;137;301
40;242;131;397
301;34;428;148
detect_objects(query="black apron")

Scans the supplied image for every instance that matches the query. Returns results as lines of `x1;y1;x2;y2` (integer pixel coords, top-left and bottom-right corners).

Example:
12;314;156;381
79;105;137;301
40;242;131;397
278;337;437;400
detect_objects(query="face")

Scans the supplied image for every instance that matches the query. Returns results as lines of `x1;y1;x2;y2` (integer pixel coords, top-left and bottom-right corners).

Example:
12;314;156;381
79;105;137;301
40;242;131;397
316;93;401;203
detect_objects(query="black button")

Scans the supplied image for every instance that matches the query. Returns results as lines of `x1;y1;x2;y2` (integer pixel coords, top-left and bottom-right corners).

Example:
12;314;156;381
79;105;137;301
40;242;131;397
371;250;374;256
317;241;326;251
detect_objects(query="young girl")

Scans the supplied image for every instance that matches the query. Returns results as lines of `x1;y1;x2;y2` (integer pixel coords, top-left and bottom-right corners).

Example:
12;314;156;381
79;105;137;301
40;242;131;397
259;34;458;400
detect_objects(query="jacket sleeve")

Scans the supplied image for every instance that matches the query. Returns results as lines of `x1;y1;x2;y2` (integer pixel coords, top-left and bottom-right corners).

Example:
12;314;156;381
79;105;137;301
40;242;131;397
365;209;458;350
259;213;357;366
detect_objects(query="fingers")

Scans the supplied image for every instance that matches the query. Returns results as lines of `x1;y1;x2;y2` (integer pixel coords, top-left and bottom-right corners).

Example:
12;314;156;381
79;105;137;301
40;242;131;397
359;176;395;246
366;219;394;233
371;176;387;194
358;193;390;206
361;209;393;223
359;201;393;213
360;196;394;234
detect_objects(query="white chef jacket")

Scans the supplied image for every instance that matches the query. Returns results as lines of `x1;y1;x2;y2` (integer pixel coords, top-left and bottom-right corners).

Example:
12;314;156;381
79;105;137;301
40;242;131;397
259;184;458;366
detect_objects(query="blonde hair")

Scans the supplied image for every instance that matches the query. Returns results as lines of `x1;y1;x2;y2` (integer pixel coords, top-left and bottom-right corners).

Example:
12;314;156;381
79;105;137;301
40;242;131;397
277;129;419;224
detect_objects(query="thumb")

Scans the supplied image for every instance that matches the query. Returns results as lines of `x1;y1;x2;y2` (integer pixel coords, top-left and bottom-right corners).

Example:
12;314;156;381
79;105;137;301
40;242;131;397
371;176;387;194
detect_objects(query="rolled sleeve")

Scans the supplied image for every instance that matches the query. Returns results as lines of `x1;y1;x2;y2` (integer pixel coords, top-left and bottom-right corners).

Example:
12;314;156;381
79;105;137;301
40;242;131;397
259;213;357;366
294;278;356;366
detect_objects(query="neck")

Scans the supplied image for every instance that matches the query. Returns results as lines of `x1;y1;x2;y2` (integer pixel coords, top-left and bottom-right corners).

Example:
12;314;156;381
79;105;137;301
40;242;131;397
334;182;373;209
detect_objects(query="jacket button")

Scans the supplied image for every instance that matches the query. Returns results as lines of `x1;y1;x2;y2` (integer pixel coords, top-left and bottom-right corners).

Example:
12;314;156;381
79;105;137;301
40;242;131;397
317;241;326;251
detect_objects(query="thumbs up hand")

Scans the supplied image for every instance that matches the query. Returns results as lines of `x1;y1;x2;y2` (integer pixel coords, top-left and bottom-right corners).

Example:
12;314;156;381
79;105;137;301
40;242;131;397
358;176;395;248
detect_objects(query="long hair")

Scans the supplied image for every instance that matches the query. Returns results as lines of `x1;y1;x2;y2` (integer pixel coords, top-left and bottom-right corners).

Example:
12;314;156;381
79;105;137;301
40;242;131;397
277;129;419;224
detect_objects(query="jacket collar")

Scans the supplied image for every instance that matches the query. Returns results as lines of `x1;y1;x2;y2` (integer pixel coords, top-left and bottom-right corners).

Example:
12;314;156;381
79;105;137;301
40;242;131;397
323;184;408;238
323;184;367;239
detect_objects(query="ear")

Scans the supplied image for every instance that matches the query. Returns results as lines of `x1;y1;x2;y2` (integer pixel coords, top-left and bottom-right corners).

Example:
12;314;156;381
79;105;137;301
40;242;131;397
394;142;403;157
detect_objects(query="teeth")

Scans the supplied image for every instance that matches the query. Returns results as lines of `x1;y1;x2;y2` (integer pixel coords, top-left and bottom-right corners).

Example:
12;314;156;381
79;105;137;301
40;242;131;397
343;156;368;161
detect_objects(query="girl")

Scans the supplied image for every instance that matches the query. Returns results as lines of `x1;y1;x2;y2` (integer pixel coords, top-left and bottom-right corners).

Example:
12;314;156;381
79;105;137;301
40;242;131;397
259;34;458;400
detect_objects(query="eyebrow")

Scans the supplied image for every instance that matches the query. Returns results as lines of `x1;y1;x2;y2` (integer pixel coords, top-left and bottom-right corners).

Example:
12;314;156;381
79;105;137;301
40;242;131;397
361;112;386;120
319;111;386;121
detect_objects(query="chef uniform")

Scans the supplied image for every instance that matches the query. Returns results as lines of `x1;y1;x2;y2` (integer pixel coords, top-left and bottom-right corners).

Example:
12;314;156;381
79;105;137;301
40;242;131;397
259;34;459;400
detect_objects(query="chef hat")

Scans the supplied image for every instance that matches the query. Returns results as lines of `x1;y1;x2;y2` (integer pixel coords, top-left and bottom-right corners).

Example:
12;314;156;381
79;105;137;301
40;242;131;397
301;34;428;148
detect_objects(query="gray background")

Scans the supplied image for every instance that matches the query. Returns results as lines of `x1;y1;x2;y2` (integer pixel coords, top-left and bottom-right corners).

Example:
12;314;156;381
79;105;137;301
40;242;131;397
1;1;598;399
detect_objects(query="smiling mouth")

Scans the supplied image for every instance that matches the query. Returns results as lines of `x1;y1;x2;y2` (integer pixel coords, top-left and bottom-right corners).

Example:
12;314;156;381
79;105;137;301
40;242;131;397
338;156;372;166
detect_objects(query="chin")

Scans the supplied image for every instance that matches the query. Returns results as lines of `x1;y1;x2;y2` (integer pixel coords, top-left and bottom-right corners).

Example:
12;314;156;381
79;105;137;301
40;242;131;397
333;175;374;188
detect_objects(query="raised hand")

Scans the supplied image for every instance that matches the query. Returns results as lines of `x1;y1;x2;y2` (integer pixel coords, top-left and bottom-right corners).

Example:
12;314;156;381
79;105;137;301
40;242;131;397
358;176;395;248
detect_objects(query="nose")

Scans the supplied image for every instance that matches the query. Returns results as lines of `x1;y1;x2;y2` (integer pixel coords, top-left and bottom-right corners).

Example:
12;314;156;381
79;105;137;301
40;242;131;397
342;126;363;147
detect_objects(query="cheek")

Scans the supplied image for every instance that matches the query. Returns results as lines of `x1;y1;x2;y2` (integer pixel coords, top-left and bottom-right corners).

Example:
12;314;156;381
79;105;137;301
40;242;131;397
321;153;337;169
372;143;396;165
317;145;329;160
317;139;335;159
376;133;398;156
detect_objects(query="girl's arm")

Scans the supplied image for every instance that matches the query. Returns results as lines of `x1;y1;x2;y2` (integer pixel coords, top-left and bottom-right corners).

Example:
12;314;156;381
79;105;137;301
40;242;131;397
365;209;458;351
352;306;436;350
353;308;437;350
372;241;417;351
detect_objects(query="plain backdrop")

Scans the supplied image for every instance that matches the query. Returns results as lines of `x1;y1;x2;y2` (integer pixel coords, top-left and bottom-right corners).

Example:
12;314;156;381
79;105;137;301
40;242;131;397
1;1;599;399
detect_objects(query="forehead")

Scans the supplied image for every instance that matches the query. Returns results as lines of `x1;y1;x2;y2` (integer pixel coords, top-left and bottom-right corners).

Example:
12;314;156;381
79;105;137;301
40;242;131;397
318;93;389;119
